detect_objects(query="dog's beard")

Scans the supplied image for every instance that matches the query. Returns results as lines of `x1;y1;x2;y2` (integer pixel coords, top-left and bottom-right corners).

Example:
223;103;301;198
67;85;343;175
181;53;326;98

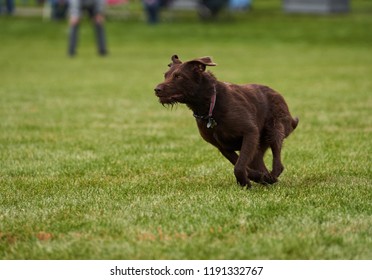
161;102;179;110
158;98;177;107
158;93;184;107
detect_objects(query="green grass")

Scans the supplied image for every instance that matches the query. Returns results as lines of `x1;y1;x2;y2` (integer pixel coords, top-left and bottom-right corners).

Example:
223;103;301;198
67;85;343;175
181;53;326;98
0;0;371;259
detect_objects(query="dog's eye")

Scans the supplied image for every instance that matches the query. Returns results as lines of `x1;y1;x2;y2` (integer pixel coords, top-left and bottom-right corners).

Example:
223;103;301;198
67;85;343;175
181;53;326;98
173;74;182;79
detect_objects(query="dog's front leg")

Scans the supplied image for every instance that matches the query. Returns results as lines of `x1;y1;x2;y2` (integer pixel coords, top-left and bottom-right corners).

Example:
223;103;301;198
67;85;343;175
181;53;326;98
218;147;269;185
249;147;278;185
217;148;249;186
234;132;258;187
217;148;238;165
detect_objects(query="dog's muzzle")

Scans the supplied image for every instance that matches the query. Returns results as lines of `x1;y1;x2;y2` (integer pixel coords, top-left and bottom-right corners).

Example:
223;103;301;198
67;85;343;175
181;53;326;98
154;85;163;96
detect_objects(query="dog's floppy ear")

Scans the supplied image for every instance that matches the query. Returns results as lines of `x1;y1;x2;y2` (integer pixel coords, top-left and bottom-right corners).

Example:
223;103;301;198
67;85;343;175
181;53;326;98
193;57;217;67
186;56;217;72
168;54;182;67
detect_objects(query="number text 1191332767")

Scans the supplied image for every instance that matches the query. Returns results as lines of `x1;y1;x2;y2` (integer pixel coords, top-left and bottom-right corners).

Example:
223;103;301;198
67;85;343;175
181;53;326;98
203;266;264;276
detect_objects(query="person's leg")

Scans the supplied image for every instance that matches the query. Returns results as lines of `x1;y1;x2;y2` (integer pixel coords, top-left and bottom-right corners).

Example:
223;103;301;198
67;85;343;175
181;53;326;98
94;16;107;55
68;20;79;56
67;0;81;56
88;4;107;56
6;0;15;14
143;0;159;24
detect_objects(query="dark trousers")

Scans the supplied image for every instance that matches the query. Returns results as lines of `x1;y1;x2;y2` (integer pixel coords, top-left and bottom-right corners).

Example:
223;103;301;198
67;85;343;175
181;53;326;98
68;6;107;56
0;0;15;14
68;22;107;56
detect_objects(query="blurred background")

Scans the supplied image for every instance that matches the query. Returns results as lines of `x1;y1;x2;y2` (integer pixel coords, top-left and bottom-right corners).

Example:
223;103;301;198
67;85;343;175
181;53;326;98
1;0;368;22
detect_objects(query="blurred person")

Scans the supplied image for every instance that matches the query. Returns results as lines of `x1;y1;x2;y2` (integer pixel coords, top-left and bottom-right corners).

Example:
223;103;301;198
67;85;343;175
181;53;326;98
142;0;171;25
198;0;228;18
50;0;69;20
68;0;108;57
143;0;160;24
0;0;15;15
229;0;252;10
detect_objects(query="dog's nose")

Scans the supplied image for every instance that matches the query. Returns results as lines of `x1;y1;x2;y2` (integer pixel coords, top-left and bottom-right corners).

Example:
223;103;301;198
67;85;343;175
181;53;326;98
154;87;162;94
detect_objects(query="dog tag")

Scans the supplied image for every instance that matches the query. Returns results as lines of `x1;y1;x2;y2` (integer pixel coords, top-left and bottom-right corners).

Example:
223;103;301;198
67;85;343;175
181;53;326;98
207;118;217;129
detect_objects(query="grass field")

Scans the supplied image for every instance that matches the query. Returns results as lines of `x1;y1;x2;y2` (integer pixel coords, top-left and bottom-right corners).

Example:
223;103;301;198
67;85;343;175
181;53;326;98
0;1;371;259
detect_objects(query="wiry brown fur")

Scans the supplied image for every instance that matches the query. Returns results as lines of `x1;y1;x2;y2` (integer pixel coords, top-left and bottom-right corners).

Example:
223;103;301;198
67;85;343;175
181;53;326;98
155;55;298;187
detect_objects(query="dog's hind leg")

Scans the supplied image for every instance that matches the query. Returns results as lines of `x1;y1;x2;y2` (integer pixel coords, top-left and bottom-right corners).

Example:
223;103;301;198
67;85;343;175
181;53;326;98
249;144;277;185
233;131;260;187
270;123;285;179
218;147;265;186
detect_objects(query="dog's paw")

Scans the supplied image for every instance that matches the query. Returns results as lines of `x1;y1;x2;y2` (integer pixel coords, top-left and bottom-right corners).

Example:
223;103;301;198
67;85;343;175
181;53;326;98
234;167;250;187
263;173;278;185
236;178;252;189
236;176;247;186
246;169;275;185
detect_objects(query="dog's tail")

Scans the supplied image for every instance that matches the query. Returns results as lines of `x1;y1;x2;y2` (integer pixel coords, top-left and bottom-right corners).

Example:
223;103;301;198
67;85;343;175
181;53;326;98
292;117;299;130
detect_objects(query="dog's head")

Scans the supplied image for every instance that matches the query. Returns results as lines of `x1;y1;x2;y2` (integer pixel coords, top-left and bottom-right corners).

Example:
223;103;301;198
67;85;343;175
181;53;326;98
154;55;217;105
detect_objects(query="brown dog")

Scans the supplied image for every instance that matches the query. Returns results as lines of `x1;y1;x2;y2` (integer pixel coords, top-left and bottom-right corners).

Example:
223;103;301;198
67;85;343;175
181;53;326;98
155;55;298;187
